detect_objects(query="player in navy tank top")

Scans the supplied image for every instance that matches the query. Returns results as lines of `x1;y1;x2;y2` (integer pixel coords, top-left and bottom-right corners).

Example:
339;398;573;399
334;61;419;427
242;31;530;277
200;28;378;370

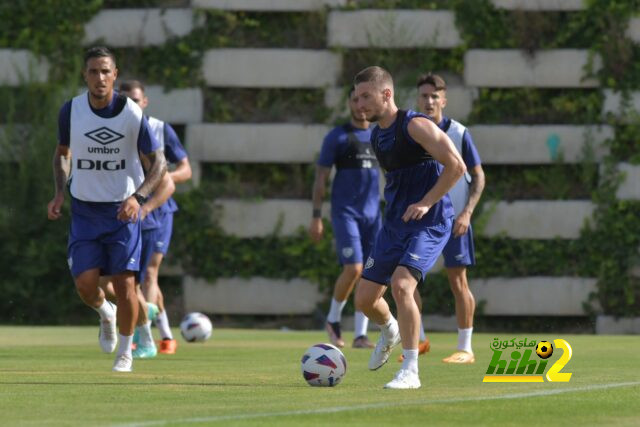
352;66;466;389
47;47;166;373
310;87;381;350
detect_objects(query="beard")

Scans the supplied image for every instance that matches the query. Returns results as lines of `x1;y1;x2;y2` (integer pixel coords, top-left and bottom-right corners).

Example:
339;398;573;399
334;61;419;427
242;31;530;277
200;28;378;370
366;113;380;123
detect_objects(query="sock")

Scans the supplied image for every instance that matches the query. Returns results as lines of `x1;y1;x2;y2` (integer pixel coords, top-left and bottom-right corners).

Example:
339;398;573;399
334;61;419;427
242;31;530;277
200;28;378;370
138;321;154;347
94;299;115;320
378;316;398;342
155;310;174;340
117;334;133;357
326;298;346;323
419;318;427;342
401;349;419;373
354;311;369;337
458;327;473;353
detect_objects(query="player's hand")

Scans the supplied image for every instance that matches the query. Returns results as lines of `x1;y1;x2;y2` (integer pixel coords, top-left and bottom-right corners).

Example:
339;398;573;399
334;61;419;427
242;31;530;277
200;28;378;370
117;196;140;222
402;203;430;222
309;218;324;243
453;210;471;238
47;194;65;220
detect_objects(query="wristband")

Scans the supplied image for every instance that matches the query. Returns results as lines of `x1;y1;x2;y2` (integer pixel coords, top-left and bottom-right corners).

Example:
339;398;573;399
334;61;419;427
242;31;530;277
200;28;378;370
133;192;147;205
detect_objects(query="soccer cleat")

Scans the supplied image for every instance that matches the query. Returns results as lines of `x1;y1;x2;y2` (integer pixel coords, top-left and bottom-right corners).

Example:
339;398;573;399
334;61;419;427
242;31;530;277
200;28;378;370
442;350;475;364
112;354;133;372
132;344;157;359
368;330;401;370
147;303;159;322
397;338;431;362
325;322;345;348
159;339;177;354
352;335;375;349
98;311;117;354
384;369;421;389
132;328;139;350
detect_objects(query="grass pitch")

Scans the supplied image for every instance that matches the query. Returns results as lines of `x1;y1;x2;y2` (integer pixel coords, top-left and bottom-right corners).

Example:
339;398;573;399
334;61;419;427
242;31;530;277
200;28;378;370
1;326;639;426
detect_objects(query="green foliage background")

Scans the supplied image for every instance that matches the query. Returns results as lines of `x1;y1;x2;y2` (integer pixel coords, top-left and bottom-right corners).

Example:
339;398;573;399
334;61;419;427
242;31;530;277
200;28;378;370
0;0;639;324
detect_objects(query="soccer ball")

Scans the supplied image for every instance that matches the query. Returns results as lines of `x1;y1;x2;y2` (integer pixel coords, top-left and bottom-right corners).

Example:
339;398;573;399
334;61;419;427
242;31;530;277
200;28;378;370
180;312;212;342
300;343;347;387
536;341;554;359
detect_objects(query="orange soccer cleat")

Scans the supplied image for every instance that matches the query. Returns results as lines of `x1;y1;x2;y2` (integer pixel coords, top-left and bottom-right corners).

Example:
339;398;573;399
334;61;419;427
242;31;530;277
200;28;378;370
442;351;475;364
397;338;431;362
159;339;177;354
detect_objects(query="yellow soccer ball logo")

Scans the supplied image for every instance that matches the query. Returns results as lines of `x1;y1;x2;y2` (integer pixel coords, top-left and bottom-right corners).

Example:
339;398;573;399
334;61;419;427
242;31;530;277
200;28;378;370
536;341;554;359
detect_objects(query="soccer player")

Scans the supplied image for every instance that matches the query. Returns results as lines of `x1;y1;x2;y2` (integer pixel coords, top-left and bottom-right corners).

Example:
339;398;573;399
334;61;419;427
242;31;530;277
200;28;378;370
353;66;465;389
47;46;166;372
414;73;485;364
118;80;192;355
309;86;381;349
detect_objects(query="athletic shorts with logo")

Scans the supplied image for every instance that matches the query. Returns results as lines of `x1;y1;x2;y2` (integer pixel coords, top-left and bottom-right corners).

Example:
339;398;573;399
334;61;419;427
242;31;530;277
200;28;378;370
442;223;475;268
362;217;452;285
332;214;381;265
138;211;173;284
67;199;141;278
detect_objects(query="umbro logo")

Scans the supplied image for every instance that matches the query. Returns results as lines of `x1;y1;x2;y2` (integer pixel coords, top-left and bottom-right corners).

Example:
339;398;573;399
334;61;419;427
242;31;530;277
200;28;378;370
84;127;124;145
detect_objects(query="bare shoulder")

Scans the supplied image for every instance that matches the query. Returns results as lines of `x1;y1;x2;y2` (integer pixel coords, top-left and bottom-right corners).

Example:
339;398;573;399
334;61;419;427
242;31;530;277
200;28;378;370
407;116;438;140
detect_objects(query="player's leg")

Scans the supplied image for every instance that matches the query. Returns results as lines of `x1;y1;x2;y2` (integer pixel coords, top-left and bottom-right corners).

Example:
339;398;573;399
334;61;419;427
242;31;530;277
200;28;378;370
398;288;430;362
352;215;381;349
111;272;138;372
441;266;475;363
98;276;117;304
441;225;476;364
132;282;157;359
75;267;117;354
326;216;362;348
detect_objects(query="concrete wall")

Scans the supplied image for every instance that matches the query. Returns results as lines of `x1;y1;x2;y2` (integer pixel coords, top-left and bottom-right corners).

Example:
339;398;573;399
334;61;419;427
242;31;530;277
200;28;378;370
193;0;346;11
0;49;49;86
202;49;342;88
327;10;461;48
491;0;586;10
464;50;600;88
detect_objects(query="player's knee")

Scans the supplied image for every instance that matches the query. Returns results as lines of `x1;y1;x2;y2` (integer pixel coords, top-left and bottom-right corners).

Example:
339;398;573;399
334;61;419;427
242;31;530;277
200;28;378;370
391;283;413;302
354;287;373;312
343;263;363;281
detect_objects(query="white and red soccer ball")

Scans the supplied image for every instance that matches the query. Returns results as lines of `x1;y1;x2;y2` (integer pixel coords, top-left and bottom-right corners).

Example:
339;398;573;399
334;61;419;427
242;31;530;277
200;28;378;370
301;343;347;387
179;312;213;342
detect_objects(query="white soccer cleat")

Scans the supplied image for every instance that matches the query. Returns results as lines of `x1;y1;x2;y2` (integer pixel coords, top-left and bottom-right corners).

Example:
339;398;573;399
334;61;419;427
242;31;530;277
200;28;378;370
368;330;401;370
383;369;421;389
99;303;117;354
112;354;133;372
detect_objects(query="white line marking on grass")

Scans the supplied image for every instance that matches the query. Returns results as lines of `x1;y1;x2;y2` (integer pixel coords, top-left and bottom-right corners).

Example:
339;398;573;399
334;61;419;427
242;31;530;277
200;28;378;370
112;381;640;427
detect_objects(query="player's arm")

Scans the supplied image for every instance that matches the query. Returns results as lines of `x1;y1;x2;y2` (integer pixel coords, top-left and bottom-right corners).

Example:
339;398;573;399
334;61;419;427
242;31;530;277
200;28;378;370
170;157;192;184
117;148;167;222
47;145;71;220
453;163;485;237
140;171;175;221
309;165;331;242
402;117;466;222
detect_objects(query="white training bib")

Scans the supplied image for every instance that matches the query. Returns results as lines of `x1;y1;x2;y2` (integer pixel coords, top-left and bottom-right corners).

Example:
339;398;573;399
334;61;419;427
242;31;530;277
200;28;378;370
69;92;145;202
146;116;165;150
446;119;473;217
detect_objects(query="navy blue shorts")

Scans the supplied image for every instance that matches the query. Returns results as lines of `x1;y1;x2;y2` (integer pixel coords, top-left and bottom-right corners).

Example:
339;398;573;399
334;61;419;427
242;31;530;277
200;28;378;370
362;218;452;285
442;222;475;268
68;213;141;278
139;212;173;284
332;214;381;265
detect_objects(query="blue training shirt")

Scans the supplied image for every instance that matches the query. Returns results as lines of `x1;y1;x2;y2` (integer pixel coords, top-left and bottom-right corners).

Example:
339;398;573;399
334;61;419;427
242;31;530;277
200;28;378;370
371;109;454;230
317;123;379;219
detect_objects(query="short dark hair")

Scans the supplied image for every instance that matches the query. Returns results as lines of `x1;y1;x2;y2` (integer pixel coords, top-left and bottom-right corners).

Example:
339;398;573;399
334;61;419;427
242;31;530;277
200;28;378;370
354;66;394;89
119;80;145;93
416;73;446;90
84;46;116;68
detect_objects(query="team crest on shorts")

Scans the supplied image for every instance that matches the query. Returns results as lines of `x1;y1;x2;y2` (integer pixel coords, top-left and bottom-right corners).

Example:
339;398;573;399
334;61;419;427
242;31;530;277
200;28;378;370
365;256;374;269
341;247;354;259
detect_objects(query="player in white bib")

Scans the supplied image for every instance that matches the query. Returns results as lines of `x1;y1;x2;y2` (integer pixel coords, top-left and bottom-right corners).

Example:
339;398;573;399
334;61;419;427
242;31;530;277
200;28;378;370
47;46;166;372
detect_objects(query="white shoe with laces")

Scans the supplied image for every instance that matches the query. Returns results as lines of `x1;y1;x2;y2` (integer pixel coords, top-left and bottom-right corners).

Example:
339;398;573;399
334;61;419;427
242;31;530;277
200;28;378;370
112;353;133;372
99;302;117;354
384;368;421;389
368;329;401;370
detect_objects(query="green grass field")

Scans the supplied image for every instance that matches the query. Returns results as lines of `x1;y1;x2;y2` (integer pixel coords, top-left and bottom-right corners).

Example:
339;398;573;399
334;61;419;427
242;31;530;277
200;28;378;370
1;326;639;426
